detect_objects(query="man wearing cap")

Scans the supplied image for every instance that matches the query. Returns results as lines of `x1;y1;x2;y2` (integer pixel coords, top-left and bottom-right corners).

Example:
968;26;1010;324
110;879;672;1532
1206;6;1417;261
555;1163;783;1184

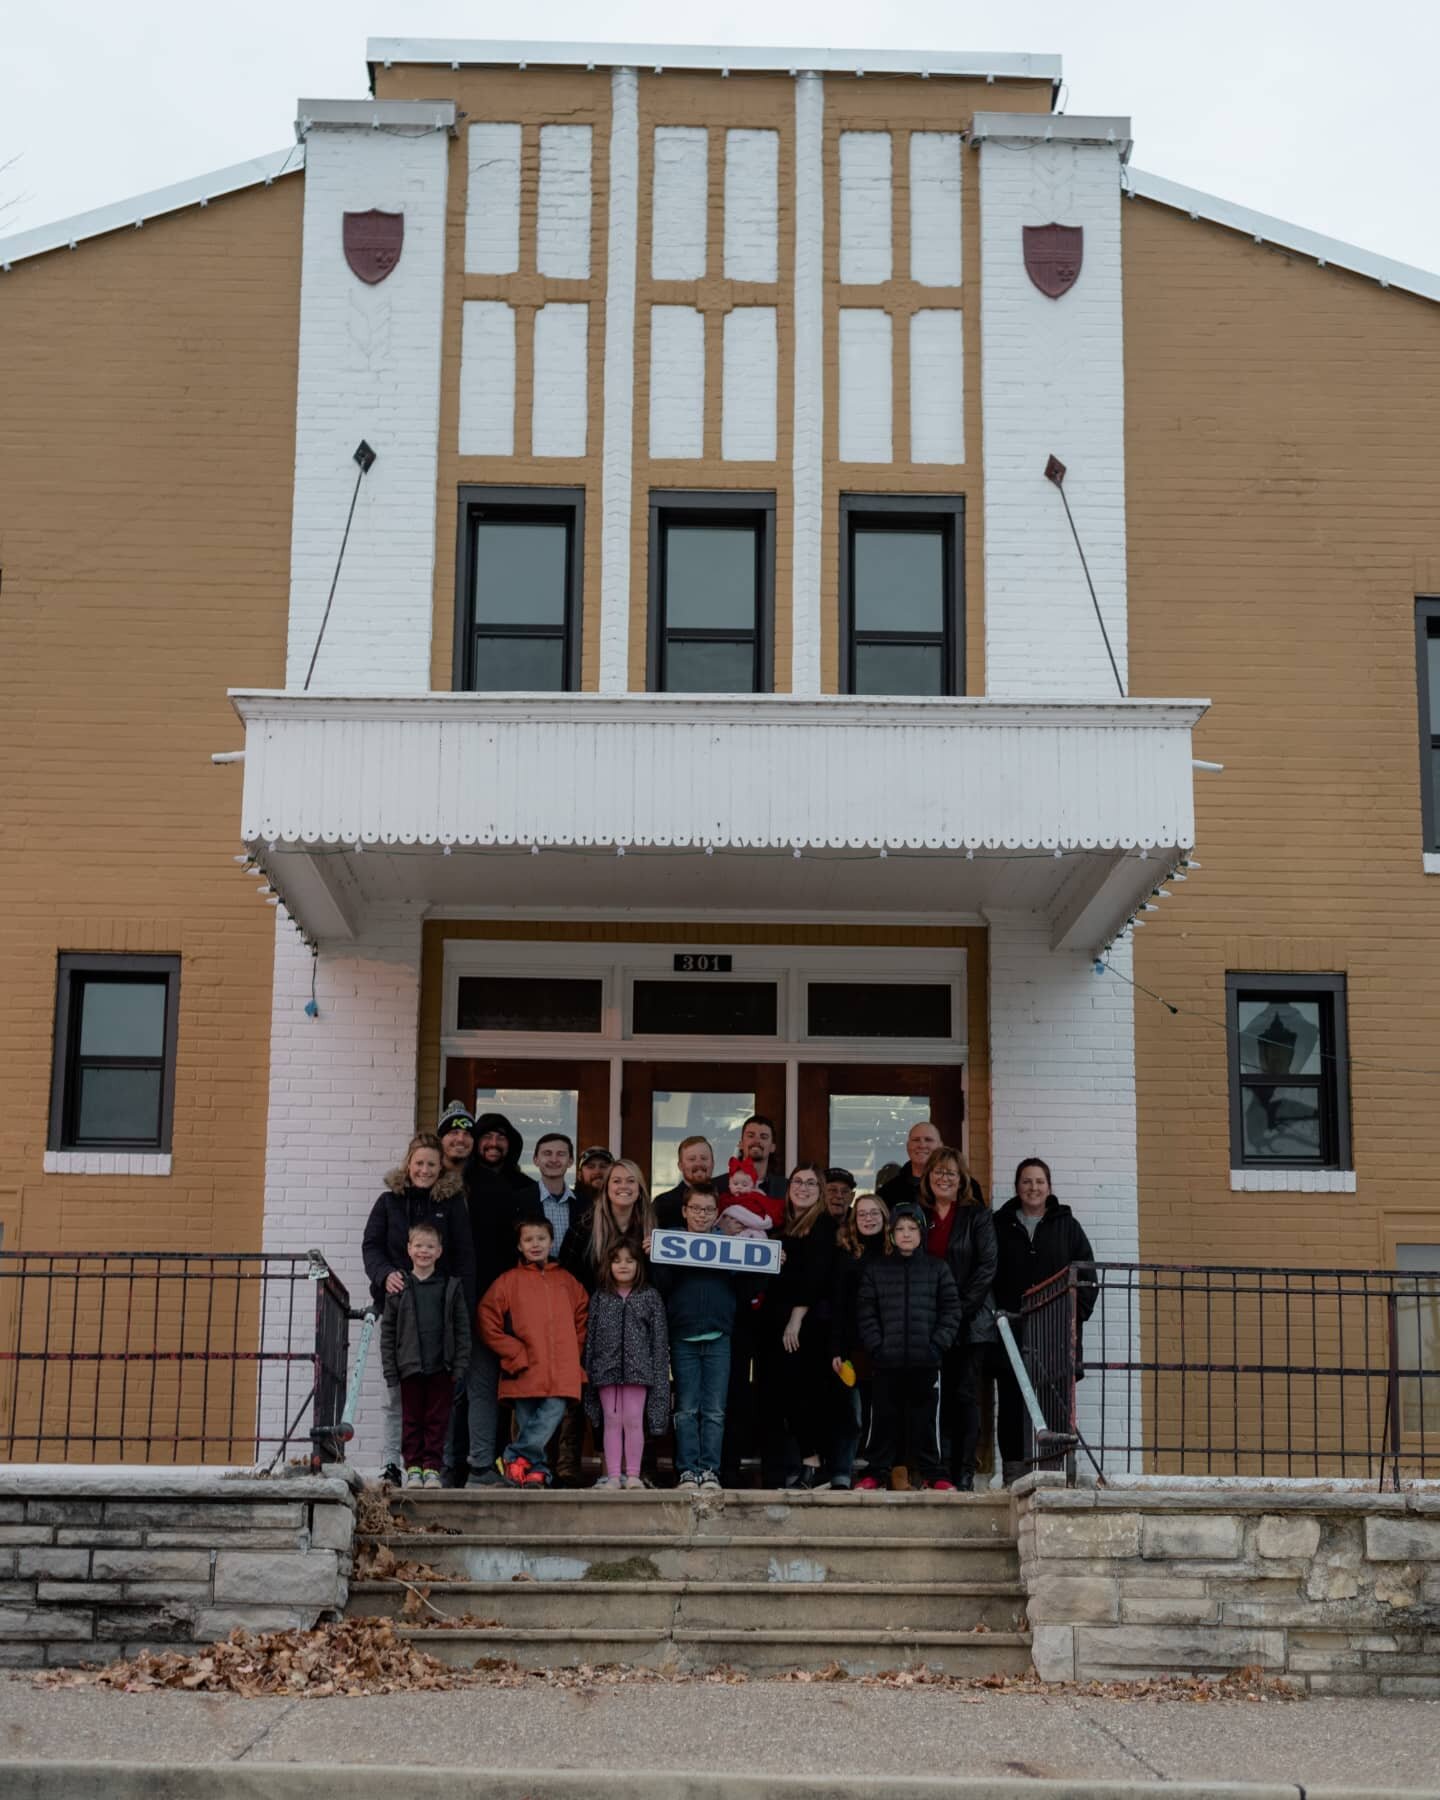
824;1167;856;1221
575;1146;613;1207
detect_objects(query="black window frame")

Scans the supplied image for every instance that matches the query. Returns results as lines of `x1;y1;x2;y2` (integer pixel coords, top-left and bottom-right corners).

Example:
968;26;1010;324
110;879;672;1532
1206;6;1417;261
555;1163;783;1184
840;493;965;697
48;954;182;1153
1417;598;1440;852
647;490;775;694
1225;972;1351;1172
453;485;584;693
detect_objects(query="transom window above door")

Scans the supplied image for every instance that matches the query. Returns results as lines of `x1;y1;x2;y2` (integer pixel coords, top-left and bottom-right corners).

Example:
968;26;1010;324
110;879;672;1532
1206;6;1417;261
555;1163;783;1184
648;491;774;693
455;486;583;692
841;495;964;696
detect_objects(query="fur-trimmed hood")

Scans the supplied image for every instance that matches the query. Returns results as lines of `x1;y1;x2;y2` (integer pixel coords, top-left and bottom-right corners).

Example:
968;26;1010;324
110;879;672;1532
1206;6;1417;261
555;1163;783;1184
383;1167;465;1202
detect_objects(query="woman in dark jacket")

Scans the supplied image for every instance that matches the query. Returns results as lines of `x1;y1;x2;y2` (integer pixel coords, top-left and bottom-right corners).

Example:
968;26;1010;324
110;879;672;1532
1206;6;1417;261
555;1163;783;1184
360;1132;475;1484
918;1145;998;1491
991;1156;1097;1483
828;1191;891;1488
761;1164;837;1489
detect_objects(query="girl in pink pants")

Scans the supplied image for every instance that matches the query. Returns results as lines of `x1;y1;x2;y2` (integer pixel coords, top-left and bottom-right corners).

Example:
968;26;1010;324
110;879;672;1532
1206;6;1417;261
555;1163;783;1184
583;1244;671;1488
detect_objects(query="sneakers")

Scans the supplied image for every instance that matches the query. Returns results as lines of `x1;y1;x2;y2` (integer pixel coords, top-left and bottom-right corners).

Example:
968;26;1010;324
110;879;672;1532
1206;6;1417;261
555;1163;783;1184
405;1465;425;1487
381;1463;403;1488
830;1474;852;1490
676;1471;700;1491
592;1475;621;1489
927;1479;957;1492
421;1469;443;1488
699;1471;722;1493
522;1467;549;1488
502;1455;531;1487
620;1473;645;1489
855;1475;882;1491
466;1466;505;1488
955;1472;976;1492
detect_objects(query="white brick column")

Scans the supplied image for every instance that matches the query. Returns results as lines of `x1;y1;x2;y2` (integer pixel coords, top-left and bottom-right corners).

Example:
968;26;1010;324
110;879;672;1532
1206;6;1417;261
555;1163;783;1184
975;115;1131;699
987;913;1139;1465
261;908;424;1465
286;101;453;692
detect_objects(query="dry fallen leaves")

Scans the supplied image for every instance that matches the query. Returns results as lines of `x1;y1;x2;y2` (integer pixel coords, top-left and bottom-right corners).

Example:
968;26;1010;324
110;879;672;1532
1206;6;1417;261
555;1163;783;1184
36;1619;479;1698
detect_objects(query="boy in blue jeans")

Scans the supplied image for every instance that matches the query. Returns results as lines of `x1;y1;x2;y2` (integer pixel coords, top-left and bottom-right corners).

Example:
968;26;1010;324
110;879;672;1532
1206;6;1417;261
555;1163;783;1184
651;1185;758;1491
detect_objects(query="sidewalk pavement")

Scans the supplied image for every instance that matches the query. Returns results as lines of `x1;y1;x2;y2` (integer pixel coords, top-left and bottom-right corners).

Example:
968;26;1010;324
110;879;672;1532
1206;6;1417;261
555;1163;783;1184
2;1674;1437;1796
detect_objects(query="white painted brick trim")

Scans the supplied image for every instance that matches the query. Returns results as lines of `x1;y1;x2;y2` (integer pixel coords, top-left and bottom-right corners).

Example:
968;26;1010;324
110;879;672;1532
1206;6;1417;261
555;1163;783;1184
789;72;824;697
42;1152;172;1177
1423;853;1440;876
599;68;639;694
1229;1169;1358;1193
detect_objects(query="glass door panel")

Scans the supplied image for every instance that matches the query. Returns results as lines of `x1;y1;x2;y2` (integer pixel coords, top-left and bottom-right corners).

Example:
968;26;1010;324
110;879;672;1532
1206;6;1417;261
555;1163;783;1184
828;1093;932;1192
443;1058;611;1174
651;1090;754;1193
798;1062;965;1187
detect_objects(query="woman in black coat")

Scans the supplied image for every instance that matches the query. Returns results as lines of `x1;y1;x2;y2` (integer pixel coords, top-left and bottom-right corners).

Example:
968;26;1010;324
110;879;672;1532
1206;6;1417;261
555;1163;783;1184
761;1164;837;1489
828;1191;891;1488
918;1146;997;1491
991;1156;1097;1483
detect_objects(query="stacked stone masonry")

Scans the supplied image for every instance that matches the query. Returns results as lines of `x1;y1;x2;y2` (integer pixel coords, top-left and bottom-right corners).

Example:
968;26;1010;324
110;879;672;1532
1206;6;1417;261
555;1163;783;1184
1016;1474;1440;1695
0;1472;355;1667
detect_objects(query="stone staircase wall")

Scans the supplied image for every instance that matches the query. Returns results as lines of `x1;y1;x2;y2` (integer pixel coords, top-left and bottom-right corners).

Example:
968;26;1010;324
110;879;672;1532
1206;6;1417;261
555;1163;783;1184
0;1470;355;1667
1016;1472;1440;1694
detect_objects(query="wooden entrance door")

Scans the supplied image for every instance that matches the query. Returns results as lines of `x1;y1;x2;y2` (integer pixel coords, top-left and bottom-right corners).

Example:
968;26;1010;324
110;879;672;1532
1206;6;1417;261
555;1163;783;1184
620;1061;787;1191
441;1057;611;1165
797;1062;965;1188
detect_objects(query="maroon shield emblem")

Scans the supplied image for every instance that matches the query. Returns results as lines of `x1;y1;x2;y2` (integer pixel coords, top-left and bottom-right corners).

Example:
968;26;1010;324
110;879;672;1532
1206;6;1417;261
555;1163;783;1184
343;210;404;285
1023;223;1083;299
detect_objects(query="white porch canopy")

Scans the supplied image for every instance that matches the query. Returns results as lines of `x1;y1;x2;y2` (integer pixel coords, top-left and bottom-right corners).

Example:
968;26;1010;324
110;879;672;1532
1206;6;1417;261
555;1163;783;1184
227;691;1207;951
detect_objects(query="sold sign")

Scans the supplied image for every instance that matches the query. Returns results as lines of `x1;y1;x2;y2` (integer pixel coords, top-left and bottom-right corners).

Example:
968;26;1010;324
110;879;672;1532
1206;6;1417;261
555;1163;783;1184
650;1229;781;1277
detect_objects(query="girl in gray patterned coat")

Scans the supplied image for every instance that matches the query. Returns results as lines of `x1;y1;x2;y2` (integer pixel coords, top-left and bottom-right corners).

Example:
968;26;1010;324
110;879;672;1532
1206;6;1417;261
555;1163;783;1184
583;1243;672;1488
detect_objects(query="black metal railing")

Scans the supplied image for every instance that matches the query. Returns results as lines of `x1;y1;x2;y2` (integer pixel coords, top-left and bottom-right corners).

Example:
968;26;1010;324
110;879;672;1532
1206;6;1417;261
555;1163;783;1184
1020;1262;1440;1485
0;1250;355;1467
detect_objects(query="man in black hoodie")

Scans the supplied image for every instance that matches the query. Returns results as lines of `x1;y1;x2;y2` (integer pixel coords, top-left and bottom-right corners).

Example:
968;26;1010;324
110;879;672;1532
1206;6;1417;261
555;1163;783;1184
445;1110;542;1486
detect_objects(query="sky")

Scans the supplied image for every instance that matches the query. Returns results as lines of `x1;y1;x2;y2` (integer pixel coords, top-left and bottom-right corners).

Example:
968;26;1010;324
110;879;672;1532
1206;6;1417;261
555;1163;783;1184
4;0;1440;271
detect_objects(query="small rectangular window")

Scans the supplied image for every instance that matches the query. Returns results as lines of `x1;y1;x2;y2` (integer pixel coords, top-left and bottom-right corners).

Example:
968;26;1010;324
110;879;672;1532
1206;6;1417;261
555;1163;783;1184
49;955;181;1152
648;492;774;693
457;976;603;1034
841;495;964;696
632;979;778;1036
808;982;953;1039
1417;600;1440;851
1225;973;1350;1170
455;487;583;691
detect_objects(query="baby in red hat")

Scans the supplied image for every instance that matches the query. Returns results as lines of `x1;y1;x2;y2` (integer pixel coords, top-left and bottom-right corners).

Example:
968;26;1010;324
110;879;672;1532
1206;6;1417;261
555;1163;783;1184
717;1157;784;1239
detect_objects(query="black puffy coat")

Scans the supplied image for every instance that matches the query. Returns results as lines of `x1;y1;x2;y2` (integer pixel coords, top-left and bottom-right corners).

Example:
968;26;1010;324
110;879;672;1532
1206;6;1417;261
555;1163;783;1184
935;1201;999;1340
463;1113;543;1300
581;1286;672;1439
857;1249;962;1371
992;1194;1097;1371
361;1170;476;1312
380;1274;471;1384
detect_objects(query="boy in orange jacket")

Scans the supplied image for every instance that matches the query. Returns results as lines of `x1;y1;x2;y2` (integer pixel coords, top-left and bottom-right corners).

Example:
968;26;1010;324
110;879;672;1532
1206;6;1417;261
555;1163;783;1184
478;1215;588;1487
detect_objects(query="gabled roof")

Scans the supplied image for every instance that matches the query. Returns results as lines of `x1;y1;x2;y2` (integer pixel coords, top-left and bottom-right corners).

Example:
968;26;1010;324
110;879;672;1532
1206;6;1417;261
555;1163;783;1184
0;147;302;269
366;36;1062;85
1125;168;1440;308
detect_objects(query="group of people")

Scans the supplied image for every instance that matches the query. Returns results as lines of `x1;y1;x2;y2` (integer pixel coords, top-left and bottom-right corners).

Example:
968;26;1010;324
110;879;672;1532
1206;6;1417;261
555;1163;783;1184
363;1109;1096;1492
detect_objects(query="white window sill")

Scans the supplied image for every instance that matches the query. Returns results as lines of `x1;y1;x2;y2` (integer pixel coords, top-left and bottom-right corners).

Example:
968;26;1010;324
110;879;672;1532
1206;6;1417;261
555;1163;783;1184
1230;1168;1355;1193
1424;853;1440;876
43;1151;172;1177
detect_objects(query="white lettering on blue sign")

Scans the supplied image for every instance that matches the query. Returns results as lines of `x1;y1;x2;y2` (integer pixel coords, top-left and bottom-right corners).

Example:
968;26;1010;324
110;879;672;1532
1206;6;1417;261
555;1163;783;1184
650;1229;781;1276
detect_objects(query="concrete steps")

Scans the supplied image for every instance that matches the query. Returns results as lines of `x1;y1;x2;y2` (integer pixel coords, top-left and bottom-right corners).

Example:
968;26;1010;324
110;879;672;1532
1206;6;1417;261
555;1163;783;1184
350;1487;1031;1677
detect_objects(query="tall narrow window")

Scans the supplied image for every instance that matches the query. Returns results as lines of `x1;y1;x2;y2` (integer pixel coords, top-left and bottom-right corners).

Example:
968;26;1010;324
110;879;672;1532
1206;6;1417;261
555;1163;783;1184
49;955;181;1152
1417;599;1440;851
1225;974;1350;1171
841;496;964;696
455;487;583;691
648;492;774;692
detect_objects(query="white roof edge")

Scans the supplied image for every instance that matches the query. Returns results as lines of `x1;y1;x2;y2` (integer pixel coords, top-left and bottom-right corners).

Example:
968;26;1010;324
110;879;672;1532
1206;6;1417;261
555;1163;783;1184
365;36;1062;81
0;147;303;269
1126;168;1440;307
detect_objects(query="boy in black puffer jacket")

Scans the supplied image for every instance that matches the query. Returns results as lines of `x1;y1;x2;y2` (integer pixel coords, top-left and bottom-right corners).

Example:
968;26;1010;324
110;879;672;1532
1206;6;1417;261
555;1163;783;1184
855;1201;962;1491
